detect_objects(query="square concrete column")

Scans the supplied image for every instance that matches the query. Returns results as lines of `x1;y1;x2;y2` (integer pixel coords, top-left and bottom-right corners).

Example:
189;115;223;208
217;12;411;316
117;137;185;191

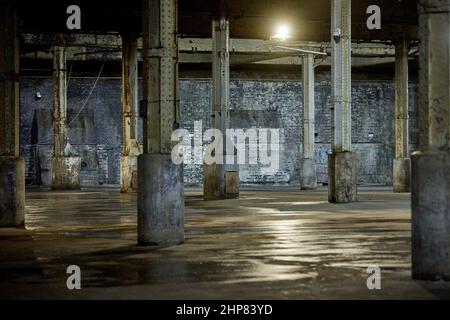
51;44;81;190
393;38;411;193
412;0;450;280
301;54;317;190
120;33;142;193
0;0;25;227
328;0;357;203
203;18;239;200
139;0;184;245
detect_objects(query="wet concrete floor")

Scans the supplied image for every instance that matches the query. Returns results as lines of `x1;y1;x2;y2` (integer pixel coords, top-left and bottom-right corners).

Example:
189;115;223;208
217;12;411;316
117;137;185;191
1;186;449;299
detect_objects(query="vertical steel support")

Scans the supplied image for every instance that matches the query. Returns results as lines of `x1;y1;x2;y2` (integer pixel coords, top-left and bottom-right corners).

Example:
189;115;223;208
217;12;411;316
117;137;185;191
393;39;411;193
212;18;230;136
120;33;141;192
301;54;317;189
0;0;24;227
328;0;357;203
139;0;184;246
52;46;68;158
412;0;450;280
331;0;351;152
142;0;179;154
204;18;239;200
0;1;19;158
122;33;139;151
51;43;81;190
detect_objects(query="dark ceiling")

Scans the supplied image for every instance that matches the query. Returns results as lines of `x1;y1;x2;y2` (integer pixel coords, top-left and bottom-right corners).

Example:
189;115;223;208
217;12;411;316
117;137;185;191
17;0;418;42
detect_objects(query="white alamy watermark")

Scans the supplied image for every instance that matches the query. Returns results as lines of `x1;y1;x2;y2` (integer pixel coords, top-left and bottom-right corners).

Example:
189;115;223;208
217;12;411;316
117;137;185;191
171;121;280;174
64;4;380;32
366;5;381;30
366;265;381;290
66;5;81;30
66;265;81;290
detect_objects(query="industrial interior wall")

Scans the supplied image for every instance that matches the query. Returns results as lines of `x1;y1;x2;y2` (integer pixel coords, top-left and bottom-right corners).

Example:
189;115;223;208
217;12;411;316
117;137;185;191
20;75;419;187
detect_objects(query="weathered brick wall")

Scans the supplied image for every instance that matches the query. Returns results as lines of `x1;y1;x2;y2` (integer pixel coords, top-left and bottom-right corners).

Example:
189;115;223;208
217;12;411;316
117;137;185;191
20;75;418;187
180;78;419;186
20;77;124;186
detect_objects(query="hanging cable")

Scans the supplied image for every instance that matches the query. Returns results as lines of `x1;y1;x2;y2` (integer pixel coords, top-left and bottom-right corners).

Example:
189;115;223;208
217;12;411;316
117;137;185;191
66;61;73;90
67;63;104;128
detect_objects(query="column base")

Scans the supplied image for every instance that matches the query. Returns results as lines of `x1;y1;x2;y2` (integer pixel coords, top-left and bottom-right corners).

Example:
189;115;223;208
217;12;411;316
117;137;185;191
301;158;317;190
51;156;81;190
120;155;138;193
138;154;184;246
203;164;239;200
328;151;357;203
393;158;411;193
203;164;221;200
0;157;25;227
225;170;239;199
412;150;450;281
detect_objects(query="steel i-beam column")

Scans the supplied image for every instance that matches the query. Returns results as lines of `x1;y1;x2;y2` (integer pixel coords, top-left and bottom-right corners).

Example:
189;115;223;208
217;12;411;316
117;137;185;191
120;33;142;193
203;18;239;200
418;7;430;152
0;0;24;227
301;54;317;190
393;39;411;193
412;0;450;280
51;45;81;190
139;0;184;245
328;0;357;203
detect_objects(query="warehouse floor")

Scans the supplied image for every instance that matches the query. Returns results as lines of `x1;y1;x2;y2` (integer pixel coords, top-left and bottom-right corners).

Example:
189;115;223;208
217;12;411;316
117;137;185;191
1;186;449;299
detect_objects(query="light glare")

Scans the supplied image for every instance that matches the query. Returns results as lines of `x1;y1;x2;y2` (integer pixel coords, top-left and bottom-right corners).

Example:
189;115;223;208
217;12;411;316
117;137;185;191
273;24;289;41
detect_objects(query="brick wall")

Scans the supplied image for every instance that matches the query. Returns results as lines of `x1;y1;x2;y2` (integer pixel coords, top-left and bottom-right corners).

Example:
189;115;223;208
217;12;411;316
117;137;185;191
20;75;419;187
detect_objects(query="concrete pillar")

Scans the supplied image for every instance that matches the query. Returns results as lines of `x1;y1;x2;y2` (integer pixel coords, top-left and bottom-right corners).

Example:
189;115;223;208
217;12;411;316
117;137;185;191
0;0;24;227
393;39;411;193
328;0;357;203
203;18;239;200
139;0;184;245
412;0;450;280
301;54;317;190
120;33;142;193
51;45;81;190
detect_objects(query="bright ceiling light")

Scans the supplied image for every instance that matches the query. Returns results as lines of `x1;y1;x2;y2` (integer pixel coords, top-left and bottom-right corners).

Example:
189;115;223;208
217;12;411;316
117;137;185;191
272;24;290;41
